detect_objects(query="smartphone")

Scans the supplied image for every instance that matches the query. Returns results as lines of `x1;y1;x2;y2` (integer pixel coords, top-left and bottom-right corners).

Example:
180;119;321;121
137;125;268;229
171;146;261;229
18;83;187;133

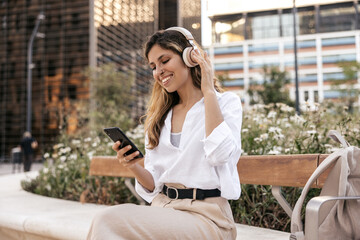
103;127;144;159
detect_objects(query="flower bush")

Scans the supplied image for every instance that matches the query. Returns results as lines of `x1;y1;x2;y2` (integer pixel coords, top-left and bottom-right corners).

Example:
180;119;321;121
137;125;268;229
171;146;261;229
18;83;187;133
21;102;360;231
21;125;145;205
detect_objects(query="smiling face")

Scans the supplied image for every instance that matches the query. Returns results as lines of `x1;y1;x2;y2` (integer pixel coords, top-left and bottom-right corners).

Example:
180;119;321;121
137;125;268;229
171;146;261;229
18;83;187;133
148;44;192;93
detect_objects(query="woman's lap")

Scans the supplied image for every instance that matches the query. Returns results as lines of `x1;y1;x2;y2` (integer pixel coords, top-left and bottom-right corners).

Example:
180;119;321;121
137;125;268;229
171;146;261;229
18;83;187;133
87;194;236;240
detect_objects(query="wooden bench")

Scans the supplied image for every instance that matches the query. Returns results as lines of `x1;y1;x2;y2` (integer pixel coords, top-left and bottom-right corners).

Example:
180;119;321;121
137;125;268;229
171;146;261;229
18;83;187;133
89;154;332;239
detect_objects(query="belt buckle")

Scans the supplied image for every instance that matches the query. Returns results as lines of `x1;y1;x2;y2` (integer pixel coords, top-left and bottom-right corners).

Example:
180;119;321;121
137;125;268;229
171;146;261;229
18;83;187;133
166;186;179;200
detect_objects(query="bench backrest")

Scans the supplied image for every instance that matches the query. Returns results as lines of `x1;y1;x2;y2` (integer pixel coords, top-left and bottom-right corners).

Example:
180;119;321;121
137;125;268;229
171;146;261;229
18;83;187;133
90;154;330;188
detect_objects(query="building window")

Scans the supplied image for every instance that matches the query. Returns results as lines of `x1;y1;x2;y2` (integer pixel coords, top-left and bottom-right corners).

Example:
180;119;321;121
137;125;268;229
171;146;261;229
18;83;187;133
159;0;178;29
304;90;309;101
48;60;56;77
72;13;79;25
281;7;315;37
246;11;280;40
36;61;41;78
26;16;35;31
314;90;319;102
68;85;77;100
213;16;245;44
322;54;356;64
48;85;52;102
9;62;15;78
319;3;356;33
16;14;20;30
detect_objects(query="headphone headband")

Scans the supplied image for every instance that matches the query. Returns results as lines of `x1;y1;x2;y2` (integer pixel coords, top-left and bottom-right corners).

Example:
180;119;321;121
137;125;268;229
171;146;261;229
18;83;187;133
165;27;194;41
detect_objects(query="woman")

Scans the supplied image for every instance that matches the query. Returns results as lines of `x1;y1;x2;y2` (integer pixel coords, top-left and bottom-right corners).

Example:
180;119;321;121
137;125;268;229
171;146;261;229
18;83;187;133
87;27;242;240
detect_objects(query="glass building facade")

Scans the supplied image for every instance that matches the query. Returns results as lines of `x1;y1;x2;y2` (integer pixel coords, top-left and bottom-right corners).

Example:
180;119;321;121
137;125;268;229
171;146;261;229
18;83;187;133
209;1;360;107
0;0;201;160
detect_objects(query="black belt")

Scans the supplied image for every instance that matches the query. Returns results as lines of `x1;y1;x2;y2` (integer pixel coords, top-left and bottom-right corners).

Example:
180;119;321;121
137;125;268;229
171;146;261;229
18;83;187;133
162;185;221;200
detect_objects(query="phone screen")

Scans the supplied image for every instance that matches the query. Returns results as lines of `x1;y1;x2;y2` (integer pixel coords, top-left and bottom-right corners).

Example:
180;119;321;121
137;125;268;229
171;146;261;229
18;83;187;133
103;127;144;159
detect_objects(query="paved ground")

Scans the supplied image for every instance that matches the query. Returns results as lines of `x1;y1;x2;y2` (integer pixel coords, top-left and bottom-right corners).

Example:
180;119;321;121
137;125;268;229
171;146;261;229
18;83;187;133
0;162;43;176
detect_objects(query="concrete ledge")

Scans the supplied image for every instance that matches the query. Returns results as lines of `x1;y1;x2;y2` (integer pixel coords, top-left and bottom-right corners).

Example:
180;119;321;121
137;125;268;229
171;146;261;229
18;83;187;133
0;172;290;240
0;173;107;240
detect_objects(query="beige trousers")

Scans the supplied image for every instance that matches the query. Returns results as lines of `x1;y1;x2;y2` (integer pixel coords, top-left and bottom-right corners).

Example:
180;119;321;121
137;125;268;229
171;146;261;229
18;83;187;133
87;191;237;240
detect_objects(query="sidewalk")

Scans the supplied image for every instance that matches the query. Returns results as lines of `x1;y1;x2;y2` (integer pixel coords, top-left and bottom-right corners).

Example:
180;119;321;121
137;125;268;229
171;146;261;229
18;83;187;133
0;162;43;176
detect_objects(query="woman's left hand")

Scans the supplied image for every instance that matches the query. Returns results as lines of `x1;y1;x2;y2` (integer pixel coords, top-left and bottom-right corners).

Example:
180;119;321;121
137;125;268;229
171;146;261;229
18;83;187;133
191;49;215;95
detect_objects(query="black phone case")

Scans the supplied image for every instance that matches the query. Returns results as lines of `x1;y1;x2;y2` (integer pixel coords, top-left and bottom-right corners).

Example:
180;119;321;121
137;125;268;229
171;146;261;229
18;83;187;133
103;127;144;159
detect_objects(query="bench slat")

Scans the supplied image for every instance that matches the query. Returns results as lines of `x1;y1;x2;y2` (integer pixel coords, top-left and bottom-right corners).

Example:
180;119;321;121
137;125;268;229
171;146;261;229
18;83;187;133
238;154;320;187
89;156;143;178
90;154;330;188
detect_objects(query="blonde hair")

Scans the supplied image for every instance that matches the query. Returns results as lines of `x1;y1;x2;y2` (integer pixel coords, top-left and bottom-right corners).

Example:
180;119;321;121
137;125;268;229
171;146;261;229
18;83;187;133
143;29;222;149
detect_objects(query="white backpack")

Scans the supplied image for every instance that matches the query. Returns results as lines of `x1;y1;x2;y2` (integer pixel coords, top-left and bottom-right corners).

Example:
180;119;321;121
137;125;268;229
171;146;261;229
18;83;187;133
290;130;360;240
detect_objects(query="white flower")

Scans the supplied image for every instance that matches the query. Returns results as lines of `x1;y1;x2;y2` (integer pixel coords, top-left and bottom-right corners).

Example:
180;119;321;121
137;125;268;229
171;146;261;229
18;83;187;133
57;164;64;169
60;156;67;162
307;130;317;135
260;133;269;140
43;153;50;158
69;154;77;160
267;111;277;119
60;147;71;154
280;104;294;113
84;137;92;142
330;147;341;153
71;139;81;145
254;137;261;143
253;116;262;123
268;127;282;134
45;184;51;191
87;151;95;159
268;149;281;155
53;143;64;150
92;142;98;147
242;128;249;133
274;134;285;140
324;144;333;149
290;115;306;124
269;146;282;155
43;167;49;174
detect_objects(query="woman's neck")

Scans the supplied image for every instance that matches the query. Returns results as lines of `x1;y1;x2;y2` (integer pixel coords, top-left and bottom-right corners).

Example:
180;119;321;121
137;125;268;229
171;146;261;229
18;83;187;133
176;87;203;108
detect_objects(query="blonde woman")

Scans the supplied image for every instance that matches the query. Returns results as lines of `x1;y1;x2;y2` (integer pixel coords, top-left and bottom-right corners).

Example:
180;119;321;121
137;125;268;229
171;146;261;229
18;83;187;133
87;27;242;240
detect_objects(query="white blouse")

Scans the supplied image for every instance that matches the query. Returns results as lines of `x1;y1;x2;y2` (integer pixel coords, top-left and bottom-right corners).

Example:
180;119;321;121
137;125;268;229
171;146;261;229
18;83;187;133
135;91;243;203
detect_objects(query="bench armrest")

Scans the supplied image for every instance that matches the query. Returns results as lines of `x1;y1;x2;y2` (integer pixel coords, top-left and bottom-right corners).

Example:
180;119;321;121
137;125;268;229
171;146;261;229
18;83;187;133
304;195;360;240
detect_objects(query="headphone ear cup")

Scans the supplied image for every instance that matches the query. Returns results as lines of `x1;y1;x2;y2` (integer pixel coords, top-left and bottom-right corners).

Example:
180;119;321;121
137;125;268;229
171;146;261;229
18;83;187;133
182;47;198;68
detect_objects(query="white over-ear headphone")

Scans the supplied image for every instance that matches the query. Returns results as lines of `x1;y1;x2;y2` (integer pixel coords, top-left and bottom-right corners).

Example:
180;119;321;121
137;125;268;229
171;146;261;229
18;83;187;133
165;27;199;68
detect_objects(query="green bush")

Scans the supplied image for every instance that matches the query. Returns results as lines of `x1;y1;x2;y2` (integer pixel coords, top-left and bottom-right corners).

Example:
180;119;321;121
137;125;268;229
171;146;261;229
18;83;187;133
22;101;360;231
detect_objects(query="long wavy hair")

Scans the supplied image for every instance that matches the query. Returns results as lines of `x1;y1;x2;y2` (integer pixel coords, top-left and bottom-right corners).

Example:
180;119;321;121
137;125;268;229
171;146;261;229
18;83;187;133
143;29;222;149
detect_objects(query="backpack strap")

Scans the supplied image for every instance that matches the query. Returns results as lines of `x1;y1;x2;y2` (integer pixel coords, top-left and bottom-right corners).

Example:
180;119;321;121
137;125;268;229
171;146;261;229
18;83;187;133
290;130;347;238
328;130;350;148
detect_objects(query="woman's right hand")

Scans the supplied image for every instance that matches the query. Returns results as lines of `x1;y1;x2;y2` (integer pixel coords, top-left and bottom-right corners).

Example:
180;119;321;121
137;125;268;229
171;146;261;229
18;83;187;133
112;141;143;168
112;141;155;192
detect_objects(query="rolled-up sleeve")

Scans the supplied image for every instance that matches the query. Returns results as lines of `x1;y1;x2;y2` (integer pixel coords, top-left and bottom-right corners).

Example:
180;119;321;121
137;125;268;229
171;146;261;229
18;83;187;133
202;93;242;166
